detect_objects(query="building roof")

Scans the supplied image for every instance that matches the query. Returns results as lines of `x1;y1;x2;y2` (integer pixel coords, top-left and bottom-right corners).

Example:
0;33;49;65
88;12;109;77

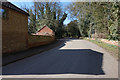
38;26;47;31
37;26;51;32
36;26;55;36
1;1;29;16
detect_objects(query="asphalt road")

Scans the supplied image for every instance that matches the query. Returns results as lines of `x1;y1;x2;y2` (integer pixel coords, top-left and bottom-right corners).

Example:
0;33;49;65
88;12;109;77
2;39;118;78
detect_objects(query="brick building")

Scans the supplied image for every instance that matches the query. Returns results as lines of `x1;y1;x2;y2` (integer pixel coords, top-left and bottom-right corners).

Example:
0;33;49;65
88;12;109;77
35;26;55;36
1;1;29;53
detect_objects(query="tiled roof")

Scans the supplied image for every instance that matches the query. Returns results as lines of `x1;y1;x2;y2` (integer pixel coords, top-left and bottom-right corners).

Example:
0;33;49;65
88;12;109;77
1;1;29;16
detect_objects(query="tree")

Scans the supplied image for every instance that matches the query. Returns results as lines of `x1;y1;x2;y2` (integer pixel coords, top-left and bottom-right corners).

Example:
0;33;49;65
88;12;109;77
21;1;67;38
67;2;120;40
66;21;80;38
107;2;120;40
28;9;37;33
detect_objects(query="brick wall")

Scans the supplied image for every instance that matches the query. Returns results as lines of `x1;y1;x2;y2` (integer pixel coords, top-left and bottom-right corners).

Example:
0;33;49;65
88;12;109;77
2;6;28;53
28;35;55;48
27;26;55;49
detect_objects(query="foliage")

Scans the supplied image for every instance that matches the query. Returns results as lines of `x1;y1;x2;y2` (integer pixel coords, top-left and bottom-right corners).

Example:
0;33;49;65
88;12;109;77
22;1;67;38
65;20;80;38
67;2;120;40
28;9;37;33
107;2;120;40
85;38;118;59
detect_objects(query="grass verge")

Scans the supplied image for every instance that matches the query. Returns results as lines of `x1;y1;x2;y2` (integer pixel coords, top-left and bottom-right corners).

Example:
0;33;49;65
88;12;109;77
84;38;119;60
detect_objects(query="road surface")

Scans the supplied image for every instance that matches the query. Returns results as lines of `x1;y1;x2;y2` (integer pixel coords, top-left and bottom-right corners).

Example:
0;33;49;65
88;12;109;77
2;39;118;78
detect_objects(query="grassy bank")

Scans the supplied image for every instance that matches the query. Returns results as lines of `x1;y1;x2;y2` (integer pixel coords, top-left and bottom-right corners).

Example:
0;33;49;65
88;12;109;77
84;38;119;59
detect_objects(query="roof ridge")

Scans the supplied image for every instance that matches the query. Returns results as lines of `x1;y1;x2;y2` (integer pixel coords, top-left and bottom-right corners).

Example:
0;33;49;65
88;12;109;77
2;1;29;16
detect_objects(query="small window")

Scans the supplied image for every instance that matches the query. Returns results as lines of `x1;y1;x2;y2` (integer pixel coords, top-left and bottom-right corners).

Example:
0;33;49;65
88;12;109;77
0;8;7;18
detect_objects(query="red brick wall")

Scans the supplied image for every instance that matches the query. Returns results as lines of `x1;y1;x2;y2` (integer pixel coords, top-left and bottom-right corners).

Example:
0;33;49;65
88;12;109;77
37;26;55;36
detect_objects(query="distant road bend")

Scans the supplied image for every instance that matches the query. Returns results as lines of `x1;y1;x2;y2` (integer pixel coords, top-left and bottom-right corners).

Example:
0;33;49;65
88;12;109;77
2;39;118;78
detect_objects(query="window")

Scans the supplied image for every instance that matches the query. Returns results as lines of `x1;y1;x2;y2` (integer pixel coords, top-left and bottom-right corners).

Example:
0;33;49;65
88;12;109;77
0;9;2;18
0;8;7;18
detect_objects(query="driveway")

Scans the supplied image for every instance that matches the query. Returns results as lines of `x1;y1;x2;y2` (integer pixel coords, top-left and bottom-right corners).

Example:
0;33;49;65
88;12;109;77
2;39;118;78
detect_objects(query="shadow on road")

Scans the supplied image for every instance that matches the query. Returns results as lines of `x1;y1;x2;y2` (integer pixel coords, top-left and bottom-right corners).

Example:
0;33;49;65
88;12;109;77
3;39;105;75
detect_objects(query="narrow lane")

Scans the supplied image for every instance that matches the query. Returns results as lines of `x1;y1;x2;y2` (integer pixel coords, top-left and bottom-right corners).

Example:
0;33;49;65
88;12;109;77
2;39;118;78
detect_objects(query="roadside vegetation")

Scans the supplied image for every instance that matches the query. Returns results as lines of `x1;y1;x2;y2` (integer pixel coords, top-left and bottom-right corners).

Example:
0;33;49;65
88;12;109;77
67;2;120;40
66;2;119;59
22;2;119;40
84;38;119;59
22;1;67;38
21;2;119;58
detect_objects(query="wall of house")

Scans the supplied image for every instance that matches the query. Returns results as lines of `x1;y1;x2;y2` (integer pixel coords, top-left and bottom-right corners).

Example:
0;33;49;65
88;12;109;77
28;35;55;48
2;7;55;54
2;6;28;54
37;26;55;36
